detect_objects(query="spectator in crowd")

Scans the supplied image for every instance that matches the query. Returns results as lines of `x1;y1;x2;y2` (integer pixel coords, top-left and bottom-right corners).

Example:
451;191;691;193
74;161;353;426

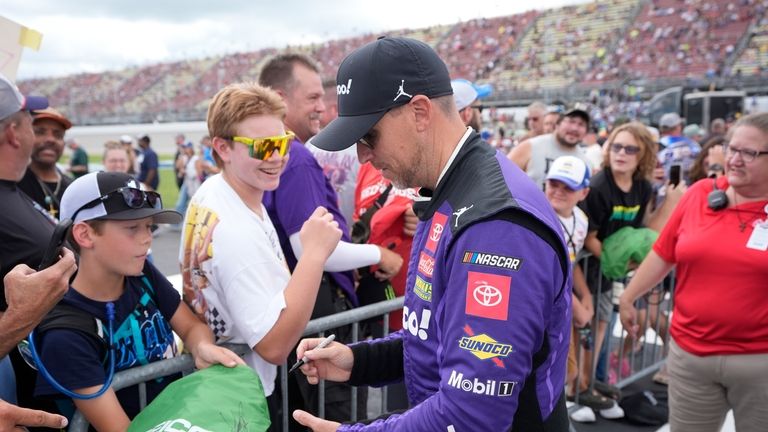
508;108;591;189
702;117;727;144
657;112;700;185
198;135;219;180
173;134;192;215
520;100;548;141
119;134;139;175
620;112;768;432
582;126;605;173
179;82;342;431
688;136;726;183
580;122;683;392
136;134;159;190
294;36;570;432
173;134;187;190
102;140;131;173
307;80;360;226
450;78;490;132
66;138;89;178
181;141;202;198
0;254;77;430
18;108;73;220
0;74;95;418
542;157;606;415
258;53;402;426
33;171;244;431
0;73;62;414
683;123;704;144
543;110;563;134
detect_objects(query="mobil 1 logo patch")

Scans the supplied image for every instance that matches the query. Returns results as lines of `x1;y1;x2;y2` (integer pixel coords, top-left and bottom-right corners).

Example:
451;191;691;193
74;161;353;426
447;369;516;397
461;251;522;271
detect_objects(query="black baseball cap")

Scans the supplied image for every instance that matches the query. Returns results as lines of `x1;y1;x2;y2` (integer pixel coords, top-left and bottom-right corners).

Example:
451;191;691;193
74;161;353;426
564;108;590;126
309;36;453;151
61;171;181;224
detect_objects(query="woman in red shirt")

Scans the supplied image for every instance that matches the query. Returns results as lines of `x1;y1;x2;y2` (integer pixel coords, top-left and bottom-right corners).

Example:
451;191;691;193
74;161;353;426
620;112;768;432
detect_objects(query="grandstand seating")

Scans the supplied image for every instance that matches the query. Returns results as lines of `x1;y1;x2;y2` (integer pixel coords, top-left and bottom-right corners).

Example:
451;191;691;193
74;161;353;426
492;0;641;91
16;0;765;125
731;7;768;77
590;0;754;82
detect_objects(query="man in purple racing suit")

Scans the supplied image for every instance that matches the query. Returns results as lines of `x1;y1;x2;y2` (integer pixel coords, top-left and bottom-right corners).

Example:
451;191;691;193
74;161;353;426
293;36;572;432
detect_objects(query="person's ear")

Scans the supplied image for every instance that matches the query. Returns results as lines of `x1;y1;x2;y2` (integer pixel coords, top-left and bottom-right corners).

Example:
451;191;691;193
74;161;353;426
212;137;233;164
71;222;95;250
410;95;431;133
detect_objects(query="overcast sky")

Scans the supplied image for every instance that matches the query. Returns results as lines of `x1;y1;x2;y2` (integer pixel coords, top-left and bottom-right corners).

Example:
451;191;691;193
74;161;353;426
7;0;584;80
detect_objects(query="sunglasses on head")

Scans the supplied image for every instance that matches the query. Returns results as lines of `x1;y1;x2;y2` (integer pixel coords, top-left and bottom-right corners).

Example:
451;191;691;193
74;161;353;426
72;187;162;222
610;143;641;155
231;132;294;160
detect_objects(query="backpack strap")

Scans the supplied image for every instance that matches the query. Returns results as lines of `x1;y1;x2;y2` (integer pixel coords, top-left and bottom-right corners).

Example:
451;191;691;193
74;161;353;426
37;303;107;350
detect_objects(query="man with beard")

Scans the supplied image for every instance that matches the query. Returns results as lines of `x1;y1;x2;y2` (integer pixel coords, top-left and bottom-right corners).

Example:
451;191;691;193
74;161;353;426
451;79;490;133
292;36;571;432
508;108;591;190
17;108;73;220
258;53;402;427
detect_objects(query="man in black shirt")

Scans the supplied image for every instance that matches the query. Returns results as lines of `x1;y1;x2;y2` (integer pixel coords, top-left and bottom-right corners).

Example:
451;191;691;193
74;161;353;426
17;108;73;220
0;73;63;418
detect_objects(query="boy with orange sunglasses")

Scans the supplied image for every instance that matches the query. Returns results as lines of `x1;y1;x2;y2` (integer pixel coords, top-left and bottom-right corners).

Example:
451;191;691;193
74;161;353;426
179;82;342;425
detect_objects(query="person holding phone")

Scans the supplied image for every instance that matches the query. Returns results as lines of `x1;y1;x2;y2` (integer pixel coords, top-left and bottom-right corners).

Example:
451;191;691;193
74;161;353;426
657;112;701;186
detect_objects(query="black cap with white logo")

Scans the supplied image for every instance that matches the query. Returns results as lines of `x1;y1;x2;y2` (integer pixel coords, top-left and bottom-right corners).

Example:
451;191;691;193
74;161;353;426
309;36;453;151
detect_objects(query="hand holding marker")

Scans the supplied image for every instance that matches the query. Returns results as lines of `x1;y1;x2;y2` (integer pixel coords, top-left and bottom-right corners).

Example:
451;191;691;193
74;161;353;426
289;334;336;373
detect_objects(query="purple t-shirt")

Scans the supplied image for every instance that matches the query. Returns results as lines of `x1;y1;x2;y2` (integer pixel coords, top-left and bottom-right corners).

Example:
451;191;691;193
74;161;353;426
263;139;356;303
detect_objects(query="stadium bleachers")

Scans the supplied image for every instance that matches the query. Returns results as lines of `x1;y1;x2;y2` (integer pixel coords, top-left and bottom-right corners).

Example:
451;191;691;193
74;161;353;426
492;0;641;91
590;0;754;82
731;3;768;77
16;0;765;125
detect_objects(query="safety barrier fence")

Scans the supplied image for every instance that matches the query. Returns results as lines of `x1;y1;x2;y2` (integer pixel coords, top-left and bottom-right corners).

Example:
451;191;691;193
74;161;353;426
569;253;674;428
69;258;673;431
69;297;405;432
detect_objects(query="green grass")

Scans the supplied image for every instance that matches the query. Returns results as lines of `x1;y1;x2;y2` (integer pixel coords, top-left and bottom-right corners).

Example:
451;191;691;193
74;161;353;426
158;168;180;209
59;154;180;208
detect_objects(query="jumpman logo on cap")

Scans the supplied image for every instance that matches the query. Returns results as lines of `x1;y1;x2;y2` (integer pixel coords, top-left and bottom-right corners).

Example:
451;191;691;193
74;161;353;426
393;80;413;102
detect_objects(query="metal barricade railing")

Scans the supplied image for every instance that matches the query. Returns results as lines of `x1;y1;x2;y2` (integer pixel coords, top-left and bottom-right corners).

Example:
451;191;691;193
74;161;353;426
68;297;405;432
569;253;674;422
64;259;676;431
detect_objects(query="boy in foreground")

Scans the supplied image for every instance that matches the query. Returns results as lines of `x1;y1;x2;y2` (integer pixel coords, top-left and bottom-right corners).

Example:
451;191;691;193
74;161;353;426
34;171;244;431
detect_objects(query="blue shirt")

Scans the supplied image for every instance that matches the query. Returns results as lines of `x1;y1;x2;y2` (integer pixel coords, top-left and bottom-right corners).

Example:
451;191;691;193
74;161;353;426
34;262;180;419
138;147;159;189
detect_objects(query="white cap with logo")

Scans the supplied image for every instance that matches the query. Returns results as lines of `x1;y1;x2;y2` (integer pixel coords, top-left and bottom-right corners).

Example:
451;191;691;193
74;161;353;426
546;156;590;190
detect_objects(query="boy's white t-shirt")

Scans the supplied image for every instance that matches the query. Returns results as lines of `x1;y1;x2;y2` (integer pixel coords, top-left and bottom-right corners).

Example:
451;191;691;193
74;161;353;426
558;206;589;263
179;173;289;395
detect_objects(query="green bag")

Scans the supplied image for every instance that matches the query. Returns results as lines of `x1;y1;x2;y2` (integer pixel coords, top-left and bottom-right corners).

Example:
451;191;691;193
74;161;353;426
128;365;271;432
601;227;659;280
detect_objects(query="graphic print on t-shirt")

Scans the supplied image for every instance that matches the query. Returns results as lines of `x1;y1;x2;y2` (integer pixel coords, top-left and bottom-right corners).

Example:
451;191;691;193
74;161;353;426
181;203;220;322
113;292;177;369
